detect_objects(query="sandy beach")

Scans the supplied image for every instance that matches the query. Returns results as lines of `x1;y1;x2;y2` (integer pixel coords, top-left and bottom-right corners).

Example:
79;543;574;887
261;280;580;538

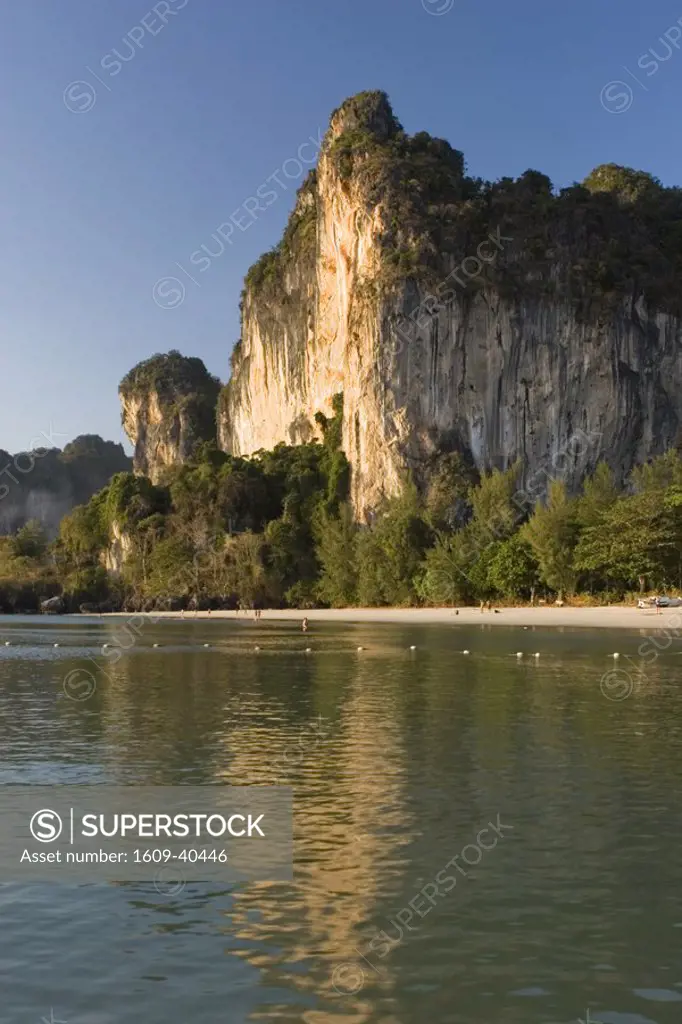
104;605;680;630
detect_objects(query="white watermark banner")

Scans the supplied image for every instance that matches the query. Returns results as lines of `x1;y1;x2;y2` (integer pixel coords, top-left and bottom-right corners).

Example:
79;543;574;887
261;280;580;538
1;786;292;883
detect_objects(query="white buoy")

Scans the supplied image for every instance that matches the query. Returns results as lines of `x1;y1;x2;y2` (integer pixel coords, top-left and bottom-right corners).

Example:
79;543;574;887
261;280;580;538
203;643;210;648
409;645;417;651
463;649;470;655
153;643;160;648
53;643;60;648
357;646;364;651
102;643;108;649
612;652;620;659
4;641;10;646
516;652;523;658
534;652;540;658
523;626;529;630
305;648;312;653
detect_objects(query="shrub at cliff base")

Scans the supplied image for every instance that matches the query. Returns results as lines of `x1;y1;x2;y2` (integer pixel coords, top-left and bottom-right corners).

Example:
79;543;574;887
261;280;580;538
0;526;60;613
3;441;682;610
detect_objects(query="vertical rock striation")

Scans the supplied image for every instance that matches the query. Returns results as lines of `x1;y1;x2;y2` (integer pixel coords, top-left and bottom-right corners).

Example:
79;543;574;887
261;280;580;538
220;93;682;515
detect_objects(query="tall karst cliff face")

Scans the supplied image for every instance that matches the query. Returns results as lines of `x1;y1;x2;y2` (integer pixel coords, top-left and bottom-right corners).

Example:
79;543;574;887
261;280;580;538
220;91;682;518
120;351;221;483
0;435;131;538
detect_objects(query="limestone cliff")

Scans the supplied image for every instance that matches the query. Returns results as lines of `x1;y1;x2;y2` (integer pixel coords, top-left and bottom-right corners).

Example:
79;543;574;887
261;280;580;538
0;435;131;538
103;520;133;575
120;350;221;483
220;91;682;518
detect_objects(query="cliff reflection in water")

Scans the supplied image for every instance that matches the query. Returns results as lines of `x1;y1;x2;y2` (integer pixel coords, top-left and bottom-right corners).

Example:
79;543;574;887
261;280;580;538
3;618;682;1023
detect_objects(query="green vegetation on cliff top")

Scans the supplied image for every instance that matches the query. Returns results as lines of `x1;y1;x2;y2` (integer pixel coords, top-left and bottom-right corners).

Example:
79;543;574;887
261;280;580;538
243;171;317;302
119;350;221;402
241;89;682;318
119;351;222;454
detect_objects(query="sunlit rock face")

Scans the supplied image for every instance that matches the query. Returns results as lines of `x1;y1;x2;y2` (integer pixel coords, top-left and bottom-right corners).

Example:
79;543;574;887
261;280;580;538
119;351;221;484
103;519;133;575
217;92;682;517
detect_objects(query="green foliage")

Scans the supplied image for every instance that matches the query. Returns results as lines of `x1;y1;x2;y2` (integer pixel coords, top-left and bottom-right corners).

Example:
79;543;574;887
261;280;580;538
144;537;194;600
223;532;270;608
417;531;477;606
315;393;344;452
7;364;682;612
424;451;477;530
48;409;353;610
119;350;220;401
104;473;169;529
356;485;433;606
313;394;349;514
62;565;112;607
488;535;540;599
314;503;358;606
58;499;109;566
284;579;318;610
631;449;682;494
328;91;404;139
575;462;620;528
569;451;682;590
328;128;377;179
240;91;682;323
583;164;661;204
119;352;221;463
574;489;682;589
522;481;579;598
11;520;48;559
468;464;521;545
243;173;317;298
0;532;59;612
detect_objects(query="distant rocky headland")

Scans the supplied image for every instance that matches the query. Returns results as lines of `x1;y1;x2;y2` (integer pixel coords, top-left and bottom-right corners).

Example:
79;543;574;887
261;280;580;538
0;435;131;538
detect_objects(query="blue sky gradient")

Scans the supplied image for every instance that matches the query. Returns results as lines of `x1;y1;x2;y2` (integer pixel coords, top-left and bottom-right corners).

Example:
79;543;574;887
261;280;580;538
2;0;682;453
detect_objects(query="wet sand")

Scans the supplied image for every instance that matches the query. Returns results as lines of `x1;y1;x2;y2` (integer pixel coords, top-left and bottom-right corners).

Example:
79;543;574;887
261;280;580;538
105;606;678;630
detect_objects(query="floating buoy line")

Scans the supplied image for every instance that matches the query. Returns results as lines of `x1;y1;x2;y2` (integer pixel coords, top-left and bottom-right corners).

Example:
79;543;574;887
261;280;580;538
0;642;598;664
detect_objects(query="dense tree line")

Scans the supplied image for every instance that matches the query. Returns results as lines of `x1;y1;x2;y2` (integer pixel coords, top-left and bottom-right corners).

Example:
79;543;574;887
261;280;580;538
2;421;681;612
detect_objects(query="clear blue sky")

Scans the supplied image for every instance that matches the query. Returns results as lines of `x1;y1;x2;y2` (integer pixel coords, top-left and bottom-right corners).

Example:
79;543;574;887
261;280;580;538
1;0;681;454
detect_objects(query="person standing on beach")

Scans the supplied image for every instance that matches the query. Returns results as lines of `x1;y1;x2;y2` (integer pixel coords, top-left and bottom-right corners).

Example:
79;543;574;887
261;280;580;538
302;617;309;632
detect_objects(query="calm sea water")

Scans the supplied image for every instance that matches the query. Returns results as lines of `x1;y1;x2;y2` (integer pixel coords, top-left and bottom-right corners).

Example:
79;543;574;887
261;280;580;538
1;614;682;1024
